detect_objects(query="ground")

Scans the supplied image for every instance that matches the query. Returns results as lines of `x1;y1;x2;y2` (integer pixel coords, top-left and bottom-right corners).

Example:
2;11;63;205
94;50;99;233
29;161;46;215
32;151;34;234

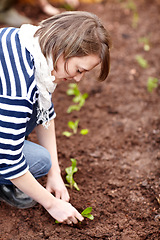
0;0;160;239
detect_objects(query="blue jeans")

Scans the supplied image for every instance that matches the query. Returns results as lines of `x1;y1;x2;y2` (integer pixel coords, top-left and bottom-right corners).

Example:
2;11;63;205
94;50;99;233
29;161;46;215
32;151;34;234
0;102;52;185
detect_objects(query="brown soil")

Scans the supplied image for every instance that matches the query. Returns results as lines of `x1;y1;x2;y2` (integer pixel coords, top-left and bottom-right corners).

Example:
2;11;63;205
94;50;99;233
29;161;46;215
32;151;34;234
1;0;160;239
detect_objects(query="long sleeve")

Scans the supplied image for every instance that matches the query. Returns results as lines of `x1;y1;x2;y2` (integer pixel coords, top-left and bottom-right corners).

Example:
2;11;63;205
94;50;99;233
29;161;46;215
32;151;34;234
0;27;37;179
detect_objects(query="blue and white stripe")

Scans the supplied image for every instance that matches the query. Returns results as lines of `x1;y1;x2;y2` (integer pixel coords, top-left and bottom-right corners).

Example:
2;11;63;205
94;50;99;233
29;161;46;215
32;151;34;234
0;27;55;180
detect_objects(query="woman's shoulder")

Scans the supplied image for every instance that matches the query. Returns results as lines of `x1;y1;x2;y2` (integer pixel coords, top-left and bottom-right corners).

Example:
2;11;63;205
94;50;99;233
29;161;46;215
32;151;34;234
0;27;37;99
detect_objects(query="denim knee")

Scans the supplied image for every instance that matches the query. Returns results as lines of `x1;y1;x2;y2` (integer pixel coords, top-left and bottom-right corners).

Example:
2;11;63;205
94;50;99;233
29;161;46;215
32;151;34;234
23;140;52;179
0;148;52;185
29;148;52;179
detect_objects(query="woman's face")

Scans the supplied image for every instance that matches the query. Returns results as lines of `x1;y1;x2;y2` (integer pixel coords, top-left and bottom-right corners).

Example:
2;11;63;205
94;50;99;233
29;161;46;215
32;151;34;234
51;54;100;84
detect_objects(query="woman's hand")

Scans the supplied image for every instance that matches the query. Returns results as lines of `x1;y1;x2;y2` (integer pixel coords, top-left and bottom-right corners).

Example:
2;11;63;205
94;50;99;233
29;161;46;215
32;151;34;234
45;197;84;224
11;171;83;225
46;170;70;202
45;171;83;224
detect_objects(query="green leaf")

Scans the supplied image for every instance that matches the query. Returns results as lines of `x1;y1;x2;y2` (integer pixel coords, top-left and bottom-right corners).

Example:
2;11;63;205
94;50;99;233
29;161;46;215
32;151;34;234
67;105;80;113
65;158;79;191
68;120;79;134
132;11;139;28
62;131;72;137
73;181;80;191
66;83;88;113
135;55;148;68
147;77;158;93
74;120;79;133
82;93;88;100
70;158;78;173
82;214;94;220
81;207;92;215
67;83;80;96
79;98;85;108
68;121;75;130
73;88;80;96
68;83;77;89
73;95;81;103
81;207;94;220
80;129;89;135
66;89;76;96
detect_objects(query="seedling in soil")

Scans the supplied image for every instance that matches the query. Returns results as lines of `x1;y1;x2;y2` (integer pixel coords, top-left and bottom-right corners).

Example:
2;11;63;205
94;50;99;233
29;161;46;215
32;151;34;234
135;55;148;68
81;207;94;220
147;77;159;93
66;83;88;113
65;158;80;191
132;11;139;28
62;120;89;137
62;120;79;137
124;0;139;28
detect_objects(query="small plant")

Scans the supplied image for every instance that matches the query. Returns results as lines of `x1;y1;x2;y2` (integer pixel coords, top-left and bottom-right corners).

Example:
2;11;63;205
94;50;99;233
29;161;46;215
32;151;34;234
62;120;89;137
81;207;94;220
132;11;139;28
62;120;79;137
135;55;148;68
147;77;159;93
138;37;150;51
66;83;88;113
124;0;139;28
65;158;80;191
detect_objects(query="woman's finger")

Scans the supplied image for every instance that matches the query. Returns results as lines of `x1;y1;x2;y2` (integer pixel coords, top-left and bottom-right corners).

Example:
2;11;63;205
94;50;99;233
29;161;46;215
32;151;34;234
66;219;72;225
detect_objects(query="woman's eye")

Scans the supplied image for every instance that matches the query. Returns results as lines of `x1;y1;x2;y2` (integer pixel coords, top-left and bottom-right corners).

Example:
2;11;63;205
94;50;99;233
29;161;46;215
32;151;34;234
77;69;82;74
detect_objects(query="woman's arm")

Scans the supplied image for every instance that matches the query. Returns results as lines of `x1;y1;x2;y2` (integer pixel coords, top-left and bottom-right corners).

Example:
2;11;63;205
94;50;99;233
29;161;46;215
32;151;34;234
35;119;69;201
11;171;83;224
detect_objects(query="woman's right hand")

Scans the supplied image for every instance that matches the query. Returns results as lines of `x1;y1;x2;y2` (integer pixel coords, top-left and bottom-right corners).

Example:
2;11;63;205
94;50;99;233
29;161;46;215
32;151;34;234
11;171;82;224
45;197;84;224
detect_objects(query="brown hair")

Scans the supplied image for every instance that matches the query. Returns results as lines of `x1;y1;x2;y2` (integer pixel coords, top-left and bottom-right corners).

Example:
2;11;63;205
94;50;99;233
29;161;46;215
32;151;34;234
34;11;111;81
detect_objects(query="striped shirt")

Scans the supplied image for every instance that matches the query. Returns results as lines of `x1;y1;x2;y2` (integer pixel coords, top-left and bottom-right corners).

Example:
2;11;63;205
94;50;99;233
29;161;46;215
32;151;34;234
0;27;55;180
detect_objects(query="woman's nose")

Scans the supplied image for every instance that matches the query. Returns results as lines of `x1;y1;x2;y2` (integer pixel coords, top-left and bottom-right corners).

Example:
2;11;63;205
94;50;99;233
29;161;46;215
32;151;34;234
74;73;84;82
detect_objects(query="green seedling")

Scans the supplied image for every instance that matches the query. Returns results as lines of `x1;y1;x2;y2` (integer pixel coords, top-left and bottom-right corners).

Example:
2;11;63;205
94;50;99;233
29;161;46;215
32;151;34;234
81;207;94;220
147;77;159;93
66;83;88;113
124;0;139;28
68;120;79;134
66;83;79;96
132;11;139;28
138;37;150;51
62;120;79;137
135;55;148;68
62;120;89;137
65;158;80;191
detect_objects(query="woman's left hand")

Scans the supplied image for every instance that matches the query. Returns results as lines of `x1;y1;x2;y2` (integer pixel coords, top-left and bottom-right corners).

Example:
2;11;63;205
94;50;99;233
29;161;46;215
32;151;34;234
46;170;70;202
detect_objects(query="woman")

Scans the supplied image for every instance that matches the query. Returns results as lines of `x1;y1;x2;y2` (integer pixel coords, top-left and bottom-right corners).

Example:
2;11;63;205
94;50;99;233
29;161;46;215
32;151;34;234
0;11;111;224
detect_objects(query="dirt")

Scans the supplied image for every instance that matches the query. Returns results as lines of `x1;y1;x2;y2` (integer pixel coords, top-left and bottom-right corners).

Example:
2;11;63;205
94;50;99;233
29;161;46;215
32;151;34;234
1;0;160;239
